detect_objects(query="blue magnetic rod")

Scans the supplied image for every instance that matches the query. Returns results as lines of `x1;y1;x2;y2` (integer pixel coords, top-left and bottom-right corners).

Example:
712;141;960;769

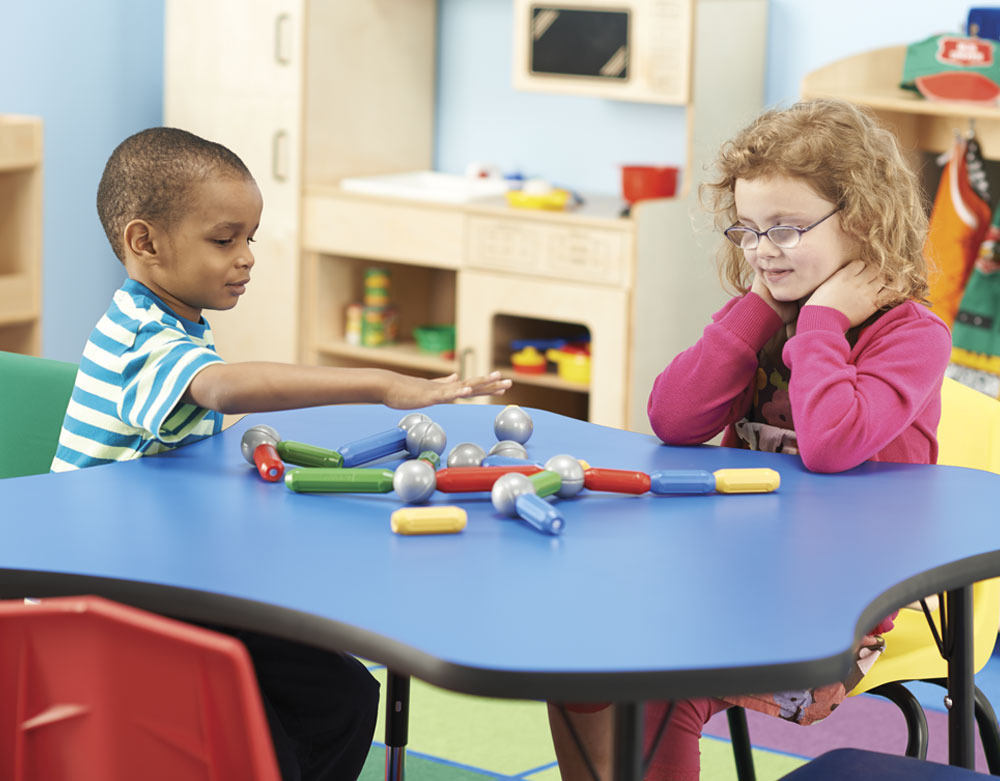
514;493;565;535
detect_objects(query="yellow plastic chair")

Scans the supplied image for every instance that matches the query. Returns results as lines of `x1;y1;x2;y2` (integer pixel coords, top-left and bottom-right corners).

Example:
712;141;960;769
728;376;1000;778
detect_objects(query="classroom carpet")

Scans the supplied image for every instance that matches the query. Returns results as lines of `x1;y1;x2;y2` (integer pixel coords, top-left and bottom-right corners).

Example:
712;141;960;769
356;637;1000;779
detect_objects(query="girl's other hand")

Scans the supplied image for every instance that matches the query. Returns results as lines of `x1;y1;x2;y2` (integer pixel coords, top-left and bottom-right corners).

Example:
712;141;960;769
803;259;882;327
383;371;511;409
750;272;798;324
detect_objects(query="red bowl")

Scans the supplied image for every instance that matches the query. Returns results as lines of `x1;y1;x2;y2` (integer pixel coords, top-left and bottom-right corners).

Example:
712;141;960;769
621;165;679;203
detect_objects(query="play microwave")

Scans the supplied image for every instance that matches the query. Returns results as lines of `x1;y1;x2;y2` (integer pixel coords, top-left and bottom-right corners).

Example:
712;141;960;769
512;0;694;105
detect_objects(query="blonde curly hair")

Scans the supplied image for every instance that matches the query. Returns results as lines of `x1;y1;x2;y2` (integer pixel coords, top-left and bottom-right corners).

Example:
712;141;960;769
702;99;929;306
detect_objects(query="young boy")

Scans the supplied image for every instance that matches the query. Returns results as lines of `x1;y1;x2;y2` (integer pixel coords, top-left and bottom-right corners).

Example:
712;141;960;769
53;127;509;471
51;127;511;779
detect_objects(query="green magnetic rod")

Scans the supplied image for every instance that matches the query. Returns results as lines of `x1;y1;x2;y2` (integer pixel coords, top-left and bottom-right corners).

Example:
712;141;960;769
276;439;344;469
285;467;394;493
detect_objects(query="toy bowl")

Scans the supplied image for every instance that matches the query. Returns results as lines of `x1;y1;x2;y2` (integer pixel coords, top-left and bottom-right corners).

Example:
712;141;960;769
510;346;548;374
621;165;679;204
546;346;591;385
413;325;455;354
505;188;571;211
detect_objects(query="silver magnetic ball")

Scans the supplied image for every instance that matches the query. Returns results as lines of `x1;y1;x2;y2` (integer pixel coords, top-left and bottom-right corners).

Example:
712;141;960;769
406;420;447;457
446;442;487;468
241;424;280;464
393;459;437;503
489;439;528;459
397;412;431;433
544;454;585;498
490;472;535;516
494;404;533;445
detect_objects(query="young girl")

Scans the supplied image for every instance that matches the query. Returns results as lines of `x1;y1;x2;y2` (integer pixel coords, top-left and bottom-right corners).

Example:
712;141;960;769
548;99;952;779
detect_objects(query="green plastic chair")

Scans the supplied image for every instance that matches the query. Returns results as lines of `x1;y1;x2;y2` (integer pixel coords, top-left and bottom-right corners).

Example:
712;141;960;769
0;350;78;479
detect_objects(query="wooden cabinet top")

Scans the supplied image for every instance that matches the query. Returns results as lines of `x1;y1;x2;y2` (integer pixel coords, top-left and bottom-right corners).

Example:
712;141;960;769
0;116;42;171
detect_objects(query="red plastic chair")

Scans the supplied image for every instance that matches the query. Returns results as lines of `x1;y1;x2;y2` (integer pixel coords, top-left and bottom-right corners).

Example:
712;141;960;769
0;595;280;781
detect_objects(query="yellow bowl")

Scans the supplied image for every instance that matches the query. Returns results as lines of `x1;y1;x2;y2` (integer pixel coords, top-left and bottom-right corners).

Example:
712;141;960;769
505;188;571;211
546;348;591;385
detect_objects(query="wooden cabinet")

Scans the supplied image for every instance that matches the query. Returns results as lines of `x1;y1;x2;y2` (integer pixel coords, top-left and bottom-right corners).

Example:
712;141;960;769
165;0;767;432
165;0;304;365
164;0;434;365
0;116;43;356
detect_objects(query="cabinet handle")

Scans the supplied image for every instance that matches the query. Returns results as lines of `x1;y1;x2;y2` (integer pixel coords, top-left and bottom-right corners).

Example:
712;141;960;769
274;13;292;65
272;130;289;182
458;347;474;381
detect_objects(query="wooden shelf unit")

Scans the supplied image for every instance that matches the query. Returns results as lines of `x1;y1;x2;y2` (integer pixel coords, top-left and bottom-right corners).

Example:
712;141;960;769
0;116;43;355
802;45;1000;159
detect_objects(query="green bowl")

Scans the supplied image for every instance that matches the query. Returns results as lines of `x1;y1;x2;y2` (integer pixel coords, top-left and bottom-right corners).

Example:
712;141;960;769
413;325;455;354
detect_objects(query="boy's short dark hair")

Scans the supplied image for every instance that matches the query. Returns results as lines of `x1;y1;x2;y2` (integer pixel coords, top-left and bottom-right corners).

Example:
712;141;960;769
97;127;254;263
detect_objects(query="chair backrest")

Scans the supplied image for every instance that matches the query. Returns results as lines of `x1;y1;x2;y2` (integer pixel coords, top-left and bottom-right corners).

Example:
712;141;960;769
0;595;280;781
0;351;78;479
938;375;1000;474
850;376;1000;694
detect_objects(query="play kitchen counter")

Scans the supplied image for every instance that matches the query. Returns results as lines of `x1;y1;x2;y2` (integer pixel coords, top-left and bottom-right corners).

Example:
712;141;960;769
300;178;701;431
299;184;632;427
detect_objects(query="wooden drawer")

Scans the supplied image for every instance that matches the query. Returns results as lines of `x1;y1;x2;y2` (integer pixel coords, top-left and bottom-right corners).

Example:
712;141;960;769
466;215;632;286
302;193;463;269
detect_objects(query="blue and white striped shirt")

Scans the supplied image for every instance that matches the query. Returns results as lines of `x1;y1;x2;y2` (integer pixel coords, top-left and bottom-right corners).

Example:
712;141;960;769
51;279;225;471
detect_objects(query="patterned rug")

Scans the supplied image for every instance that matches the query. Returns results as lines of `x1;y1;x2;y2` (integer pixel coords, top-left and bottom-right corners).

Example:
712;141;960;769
356;645;1000;779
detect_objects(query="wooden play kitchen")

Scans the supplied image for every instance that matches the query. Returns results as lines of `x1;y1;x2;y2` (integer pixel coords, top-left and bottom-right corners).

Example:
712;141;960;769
164;0;767;433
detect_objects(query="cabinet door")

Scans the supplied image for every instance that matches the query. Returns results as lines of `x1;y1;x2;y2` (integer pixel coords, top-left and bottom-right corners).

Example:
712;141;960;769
457;270;629;429
164;0;303;363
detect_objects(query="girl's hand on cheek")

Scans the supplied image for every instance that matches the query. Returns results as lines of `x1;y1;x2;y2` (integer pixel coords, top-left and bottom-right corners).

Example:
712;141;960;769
803;259;882;327
750;272;798;324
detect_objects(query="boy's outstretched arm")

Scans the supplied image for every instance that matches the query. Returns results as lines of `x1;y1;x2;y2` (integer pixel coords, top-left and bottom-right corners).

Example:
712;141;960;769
183;362;511;414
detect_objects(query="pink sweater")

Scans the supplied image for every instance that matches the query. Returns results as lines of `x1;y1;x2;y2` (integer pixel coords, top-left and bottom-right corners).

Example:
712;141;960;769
647;293;952;473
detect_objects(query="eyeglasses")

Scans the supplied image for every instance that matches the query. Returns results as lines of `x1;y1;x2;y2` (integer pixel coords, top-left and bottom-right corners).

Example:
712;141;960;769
724;207;842;250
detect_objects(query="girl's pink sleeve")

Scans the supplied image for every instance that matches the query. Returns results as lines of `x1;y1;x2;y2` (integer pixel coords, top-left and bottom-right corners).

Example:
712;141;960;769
647;294;783;445
783;305;952;473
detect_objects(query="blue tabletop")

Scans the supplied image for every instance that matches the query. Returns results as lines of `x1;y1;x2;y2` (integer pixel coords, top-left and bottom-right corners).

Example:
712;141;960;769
3;404;1000;702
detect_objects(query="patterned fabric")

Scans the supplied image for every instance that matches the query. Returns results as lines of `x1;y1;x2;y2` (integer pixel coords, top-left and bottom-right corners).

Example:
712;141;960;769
925;135;992;328
722;634;888;725
949;195;1000;399
51;279;224;471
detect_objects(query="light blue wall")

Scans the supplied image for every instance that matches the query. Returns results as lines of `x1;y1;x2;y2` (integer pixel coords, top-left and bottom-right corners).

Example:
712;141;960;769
764;0;971;108
434;0;687;194
434;0;975;195
1;1;164;362
2;0;981;360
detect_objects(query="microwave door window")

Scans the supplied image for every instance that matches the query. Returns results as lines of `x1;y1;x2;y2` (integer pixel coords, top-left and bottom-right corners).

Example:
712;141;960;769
530;7;630;80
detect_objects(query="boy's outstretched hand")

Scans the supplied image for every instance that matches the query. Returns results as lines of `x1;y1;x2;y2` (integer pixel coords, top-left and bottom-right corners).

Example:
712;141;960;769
382;371;512;409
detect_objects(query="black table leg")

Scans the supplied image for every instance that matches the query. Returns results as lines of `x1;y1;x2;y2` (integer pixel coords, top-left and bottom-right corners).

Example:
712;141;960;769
613;701;644;780
384;671;410;781
947;586;975;769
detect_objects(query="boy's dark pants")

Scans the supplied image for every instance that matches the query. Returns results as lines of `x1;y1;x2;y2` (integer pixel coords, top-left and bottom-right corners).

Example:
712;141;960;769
206;624;381;780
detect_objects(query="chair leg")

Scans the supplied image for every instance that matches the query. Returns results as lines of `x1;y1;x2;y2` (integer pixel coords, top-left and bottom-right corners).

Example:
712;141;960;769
926;677;1000;775
867;682;929;759
727;706;756;781
973;685;1000;776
